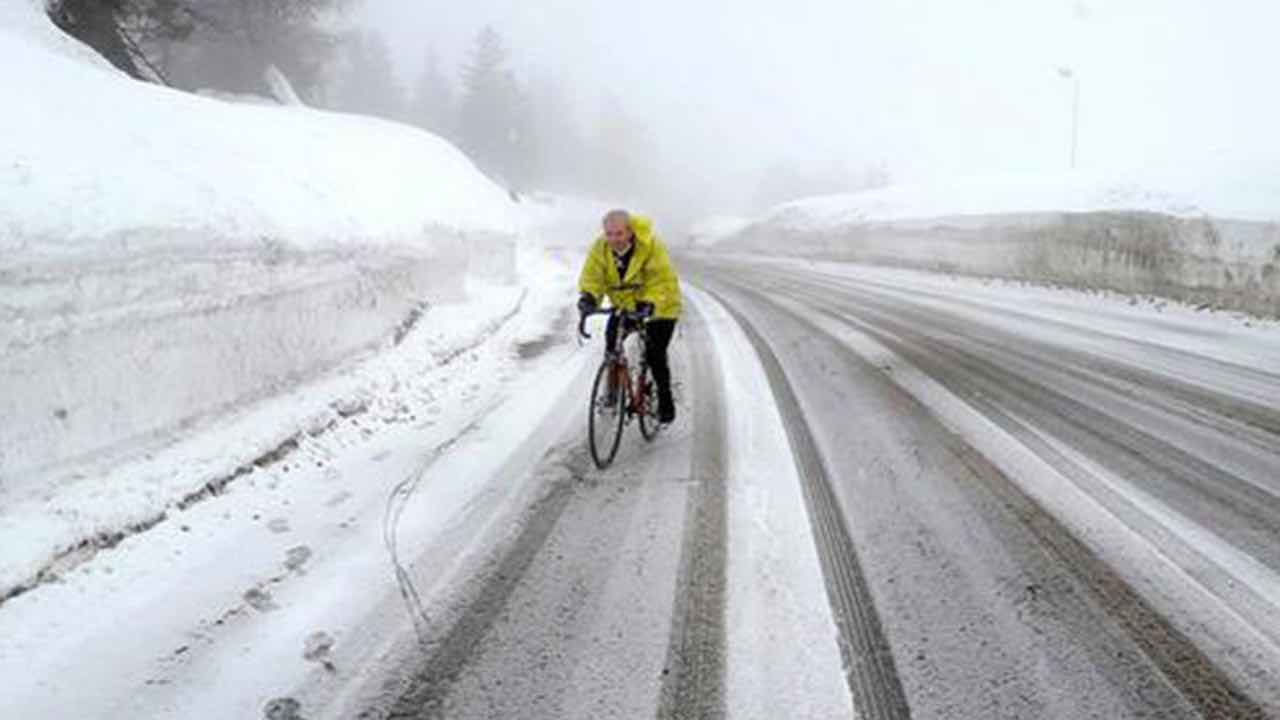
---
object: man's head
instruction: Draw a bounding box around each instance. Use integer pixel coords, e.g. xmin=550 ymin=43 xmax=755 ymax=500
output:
xmin=603 ymin=209 xmax=634 ymax=254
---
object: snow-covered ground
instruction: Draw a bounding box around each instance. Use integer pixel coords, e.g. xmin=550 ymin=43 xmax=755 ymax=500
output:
xmin=683 ymin=215 xmax=751 ymax=249
xmin=0 ymin=249 xmax=577 ymax=595
xmin=6 ymin=250 xmax=1280 ymax=716
xmin=0 ymin=1 xmax=604 ymax=601
xmin=769 ymin=258 xmax=1280 ymax=374
xmin=0 ymin=0 xmax=533 ymax=489
xmin=0 ymin=3 xmax=604 ymax=689
xmin=689 ymin=286 xmax=850 ymax=718
xmin=0 ymin=5 xmax=613 ymax=711
xmin=1 ymin=0 xmax=515 ymax=247
xmin=0 ymin=256 xmax=590 ymax=717
xmin=7 ymin=1 xmax=1280 ymax=715
xmin=518 ymin=192 xmax=611 ymax=249
xmin=692 ymin=256 xmax=1280 ymax=714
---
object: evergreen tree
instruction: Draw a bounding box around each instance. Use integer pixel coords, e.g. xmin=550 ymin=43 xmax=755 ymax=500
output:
xmin=588 ymin=92 xmax=654 ymax=202
xmin=332 ymin=29 xmax=404 ymax=121
xmin=48 ymin=0 xmax=145 ymax=79
xmin=456 ymin=27 xmax=532 ymax=188
xmin=50 ymin=0 xmax=347 ymax=97
xmin=528 ymin=73 xmax=586 ymax=192
xmin=411 ymin=48 xmax=454 ymax=138
xmin=184 ymin=0 xmax=346 ymax=100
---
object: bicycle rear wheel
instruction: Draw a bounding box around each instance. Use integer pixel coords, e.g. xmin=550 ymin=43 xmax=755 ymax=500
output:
xmin=588 ymin=359 xmax=626 ymax=468
xmin=636 ymin=363 xmax=662 ymax=441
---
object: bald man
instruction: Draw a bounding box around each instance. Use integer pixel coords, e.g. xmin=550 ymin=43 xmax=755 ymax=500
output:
xmin=577 ymin=209 xmax=683 ymax=423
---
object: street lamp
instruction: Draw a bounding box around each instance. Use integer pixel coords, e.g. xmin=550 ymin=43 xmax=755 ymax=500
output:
xmin=1057 ymin=66 xmax=1080 ymax=170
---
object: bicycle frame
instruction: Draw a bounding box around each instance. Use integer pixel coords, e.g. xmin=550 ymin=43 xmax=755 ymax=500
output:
xmin=609 ymin=327 xmax=650 ymax=417
xmin=582 ymin=308 xmax=651 ymax=423
xmin=581 ymin=305 xmax=663 ymax=468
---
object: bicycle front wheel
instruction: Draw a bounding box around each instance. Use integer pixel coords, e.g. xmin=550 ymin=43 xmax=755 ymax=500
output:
xmin=588 ymin=360 xmax=626 ymax=468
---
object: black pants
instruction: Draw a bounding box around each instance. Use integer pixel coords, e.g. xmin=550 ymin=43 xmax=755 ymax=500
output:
xmin=606 ymin=316 xmax=677 ymax=406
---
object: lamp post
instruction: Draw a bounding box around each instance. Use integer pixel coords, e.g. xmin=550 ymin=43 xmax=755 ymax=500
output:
xmin=1057 ymin=66 xmax=1080 ymax=170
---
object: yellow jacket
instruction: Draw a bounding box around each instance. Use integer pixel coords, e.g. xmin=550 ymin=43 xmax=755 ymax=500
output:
xmin=578 ymin=215 xmax=682 ymax=319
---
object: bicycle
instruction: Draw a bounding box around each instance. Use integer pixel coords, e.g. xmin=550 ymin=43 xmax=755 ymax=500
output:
xmin=578 ymin=306 xmax=663 ymax=469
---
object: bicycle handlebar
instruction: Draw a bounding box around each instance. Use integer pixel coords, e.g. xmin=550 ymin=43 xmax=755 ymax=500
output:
xmin=577 ymin=307 xmax=651 ymax=340
xmin=578 ymin=308 xmax=611 ymax=340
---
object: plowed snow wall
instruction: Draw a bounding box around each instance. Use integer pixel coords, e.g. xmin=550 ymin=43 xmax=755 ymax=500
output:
xmin=0 ymin=232 xmax=476 ymax=479
xmin=729 ymin=212 xmax=1280 ymax=316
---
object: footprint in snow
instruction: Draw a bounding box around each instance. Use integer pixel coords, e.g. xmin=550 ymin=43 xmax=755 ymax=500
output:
xmin=303 ymin=631 xmax=337 ymax=672
xmin=267 ymin=517 xmax=291 ymax=534
xmin=244 ymin=587 xmax=279 ymax=612
xmin=303 ymin=631 xmax=334 ymax=661
xmin=285 ymin=545 xmax=312 ymax=573
xmin=263 ymin=697 xmax=305 ymax=720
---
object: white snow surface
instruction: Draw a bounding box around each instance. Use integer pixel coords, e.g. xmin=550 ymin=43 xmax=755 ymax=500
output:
xmin=517 ymin=192 xmax=614 ymax=249
xmin=0 ymin=251 xmax=589 ymax=718
xmin=0 ymin=0 xmax=516 ymax=252
xmin=0 ymin=247 xmax=577 ymax=594
xmin=770 ymin=280 xmax=1280 ymax=701
xmin=689 ymin=287 xmax=850 ymax=718
xmin=0 ymin=0 xmax=536 ymax=479
xmin=685 ymin=215 xmax=751 ymax=248
xmin=0 ymin=1 xmax=609 ymax=596
xmin=758 ymin=170 xmax=1280 ymax=232
xmin=780 ymin=258 xmax=1280 ymax=377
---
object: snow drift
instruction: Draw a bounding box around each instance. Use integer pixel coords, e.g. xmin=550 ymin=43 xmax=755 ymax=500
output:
xmin=685 ymin=215 xmax=752 ymax=249
xmin=0 ymin=2 xmax=520 ymax=481
xmin=708 ymin=173 xmax=1280 ymax=317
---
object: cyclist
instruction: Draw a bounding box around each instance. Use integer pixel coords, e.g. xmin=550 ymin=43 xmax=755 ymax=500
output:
xmin=576 ymin=209 xmax=683 ymax=423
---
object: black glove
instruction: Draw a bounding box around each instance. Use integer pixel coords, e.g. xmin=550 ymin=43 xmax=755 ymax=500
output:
xmin=634 ymin=301 xmax=655 ymax=319
xmin=577 ymin=292 xmax=597 ymax=315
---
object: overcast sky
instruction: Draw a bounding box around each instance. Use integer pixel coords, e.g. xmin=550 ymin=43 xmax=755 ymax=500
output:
xmin=357 ymin=0 xmax=1280 ymax=216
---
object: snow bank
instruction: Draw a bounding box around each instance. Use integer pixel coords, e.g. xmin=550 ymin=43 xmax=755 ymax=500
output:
xmin=1 ymin=4 xmax=516 ymax=247
xmin=762 ymin=171 xmax=1280 ymax=229
xmin=708 ymin=172 xmax=1280 ymax=317
xmin=518 ymin=192 xmax=611 ymax=249
xmin=684 ymin=216 xmax=751 ymax=249
xmin=0 ymin=3 xmax=522 ymax=481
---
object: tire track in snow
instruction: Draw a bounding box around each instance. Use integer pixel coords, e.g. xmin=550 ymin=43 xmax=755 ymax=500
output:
xmin=382 ymin=421 xmax=483 ymax=646
xmin=380 ymin=456 xmax=580 ymax=719
xmin=725 ymin=264 xmax=1273 ymax=719
xmin=0 ymin=290 xmax=530 ymax=609
xmin=655 ymin=300 xmax=729 ymax=720
xmin=703 ymin=286 xmax=912 ymax=720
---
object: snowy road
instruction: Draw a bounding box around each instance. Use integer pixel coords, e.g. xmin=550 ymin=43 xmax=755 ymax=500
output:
xmin=4 ymin=256 xmax=1280 ymax=719
xmin=685 ymin=257 xmax=1280 ymax=719
xmin=359 ymin=256 xmax=1280 ymax=718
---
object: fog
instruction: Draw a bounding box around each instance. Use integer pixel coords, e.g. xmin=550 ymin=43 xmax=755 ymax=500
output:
xmin=358 ymin=0 xmax=1280 ymax=223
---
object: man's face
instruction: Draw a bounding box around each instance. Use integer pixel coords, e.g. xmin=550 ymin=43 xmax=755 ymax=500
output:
xmin=604 ymin=217 xmax=633 ymax=254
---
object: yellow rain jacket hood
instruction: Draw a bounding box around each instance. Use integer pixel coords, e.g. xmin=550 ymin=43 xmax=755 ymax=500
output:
xmin=578 ymin=214 xmax=682 ymax=319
